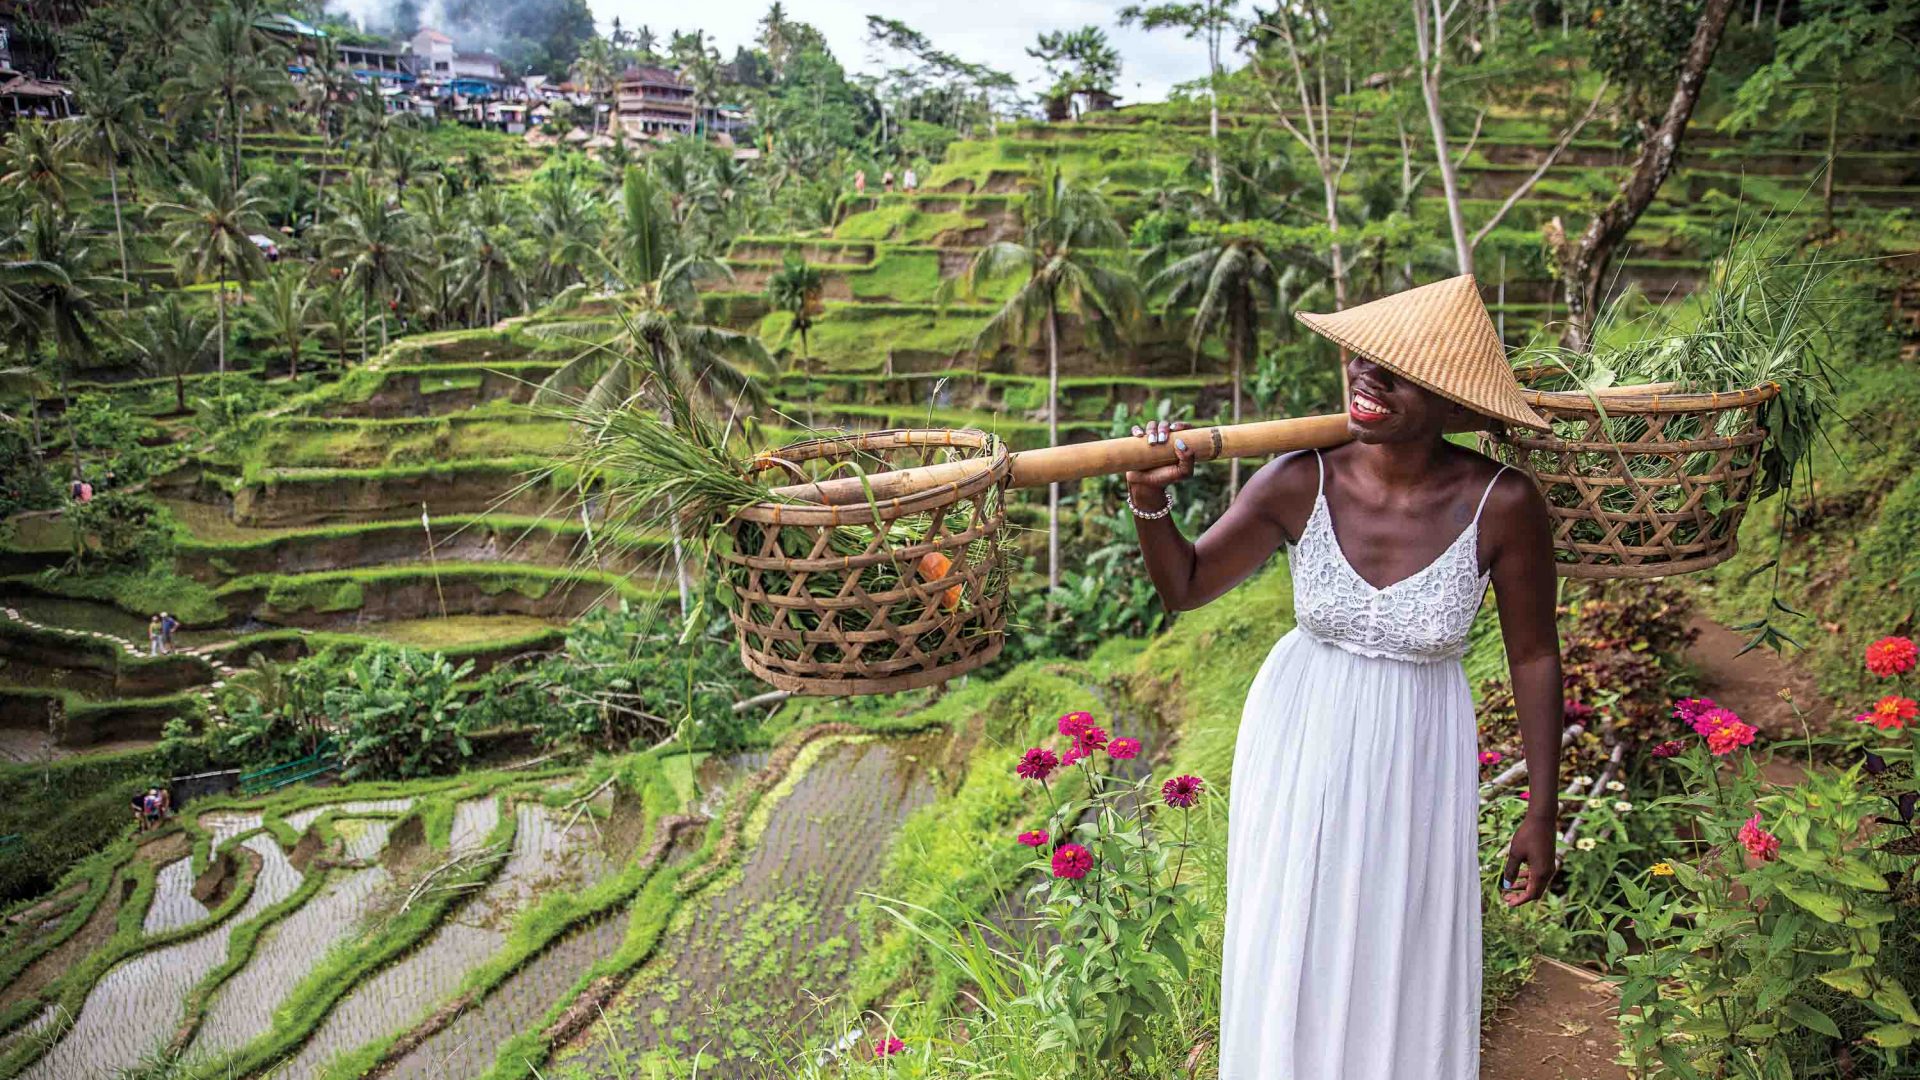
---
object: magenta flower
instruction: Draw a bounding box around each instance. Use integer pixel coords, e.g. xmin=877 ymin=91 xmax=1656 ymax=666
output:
xmin=1162 ymin=774 xmax=1204 ymax=809
xmin=1517 ymin=791 xmax=1531 ymax=800
xmin=1072 ymin=725 xmax=1110 ymax=757
xmin=1649 ymin=739 xmax=1688 ymax=758
xmin=1563 ymin=700 xmax=1597 ymax=724
xmin=1015 ymin=747 xmax=1059 ymax=782
xmin=1108 ymin=737 xmax=1142 ymax=760
xmin=1061 ymin=745 xmax=1088 ymax=767
xmin=1477 ymin=749 xmax=1503 ymax=766
xmin=1673 ymin=697 xmax=1720 ymax=729
xmin=1738 ymin=812 xmax=1780 ymax=862
xmin=1692 ymin=706 xmax=1744 ymax=738
xmin=1051 ymin=843 xmax=1093 ymax=879
xmin=872 ymin=1036 xmax=905 ymax=1057
xmin=1057 ymin=710 xmax=1095 ymax=737
xmin=1017 ymin=829 xmax=1049 ymax=847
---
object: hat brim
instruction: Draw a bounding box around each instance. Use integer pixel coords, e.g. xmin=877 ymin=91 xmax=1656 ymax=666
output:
xmin=1297 ymin=310 xmax=1552 ymax=432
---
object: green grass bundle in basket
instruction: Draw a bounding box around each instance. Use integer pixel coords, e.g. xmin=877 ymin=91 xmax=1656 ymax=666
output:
xmin=1490 ymin=229 xmax=1840 ymax=578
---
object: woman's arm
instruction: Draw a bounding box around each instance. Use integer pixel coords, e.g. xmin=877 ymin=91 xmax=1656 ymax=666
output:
xmin=1483 ymin=470 xmax=1565 ymax=907
xmin=1125 ymin=420 xmax=1308 ymax=612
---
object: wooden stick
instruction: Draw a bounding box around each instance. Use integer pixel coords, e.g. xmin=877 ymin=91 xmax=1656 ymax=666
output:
xmin=767 ymin=412 xmax=1355 ymax=507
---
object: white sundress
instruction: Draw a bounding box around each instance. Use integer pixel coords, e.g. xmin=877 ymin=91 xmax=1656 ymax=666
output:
xmin=1219 ymin=451 xmax=1507 ymax=1079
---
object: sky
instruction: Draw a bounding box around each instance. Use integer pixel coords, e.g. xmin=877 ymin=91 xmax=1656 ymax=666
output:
xmin=589 ymin=0 xmax=1217 ymax=106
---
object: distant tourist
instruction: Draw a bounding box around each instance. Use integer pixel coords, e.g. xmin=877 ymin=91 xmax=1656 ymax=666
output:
xmin=902 ymin=167 xmax=918 ymax=192
xmin=71 ymin=478 xmax=93 ymax=503
xmin=881 ymin=168 xmax=895 ymax=193
xmin=131 ymin=791 xmax=150 ymax=830
xmin=148 ymin=615 xmax=163 ymax=657
xmin=853 ymin=168 xmax=866 ymax=195
xmin=160 ymin=612 xmax=178 ymax=654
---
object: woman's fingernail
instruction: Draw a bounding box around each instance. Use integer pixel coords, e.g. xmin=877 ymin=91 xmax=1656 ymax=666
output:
xmin=1175 ymin=439 xmax=1187 ymax=451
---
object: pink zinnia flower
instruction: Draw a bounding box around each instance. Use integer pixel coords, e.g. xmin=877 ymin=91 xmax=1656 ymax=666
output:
xmin=1108 ymin=737 xmax=1142 ymax=760
xmin=1057 ymin=710 xmax=1096 ymax=737
xmin=1738 ymin=812 xmax=1780 ymax=862
xmin=1673 ymin=697 xmax=1719 ymax=728
xmin=1563 ymin=700 xmax=1597 ymax=724
xmin=1477 ymin=750 xmax=1503 ymax=766
xmin=1051 ymin=843 xmax=1093 ymax=879
xmin=1866 ymin=636 xmax=1918 ymax=678
xmin=1517 ymin=791 xmax=1530 ymax=800
xmin=1015 ymin=747 xmax=1059 ymax=782
xmin=1162 ymin=775 xmax=1204 ymax=809
xmin=1649 ymin=739 xmax=1688 ymax=758
xmin=1691 ymin=706 xmax=1743 ymax=738
xmin=872 ymin=1036 xmax=905 ymax=1057
xmin=1706 ymin=720 xmax=1758 ymax=756
xmin=1856 ymin=695 xmax=1919 ymax=731
xmin=1017 ymin=829 xmax=1049 ymax=847
xmin=1061 ymin=745 xmax=1088 ymax=767
xmin=1071 ymin=725 xmax=1110 ymax=758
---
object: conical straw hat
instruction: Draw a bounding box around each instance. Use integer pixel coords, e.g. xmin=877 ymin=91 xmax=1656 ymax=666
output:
xmin=1295 ymin=274 xmax=1549 ymax=431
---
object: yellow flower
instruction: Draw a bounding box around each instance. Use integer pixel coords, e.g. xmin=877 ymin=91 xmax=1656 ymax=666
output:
xmin=1649 ymin=862 xmax=1674 ymax=877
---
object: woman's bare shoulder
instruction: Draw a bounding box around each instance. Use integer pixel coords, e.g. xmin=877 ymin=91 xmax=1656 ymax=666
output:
xmin=1239 ymin=450 xmax=1323 ymax=536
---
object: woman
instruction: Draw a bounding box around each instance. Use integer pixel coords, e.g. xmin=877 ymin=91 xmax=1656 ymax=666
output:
xmin=1126 ymin=275 xmax=1565 ymax=1079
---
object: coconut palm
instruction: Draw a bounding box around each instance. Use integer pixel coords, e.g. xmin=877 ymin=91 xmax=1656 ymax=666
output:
xmin=570 ymin=36 xmax=616 ymax=135
xmin=63 ymin=51 xmax=150 ymax=307
xmin=0 ymin=120 xmax=89 ymax=209
xmin=319 ymin=173 xmax=422 ymax=358
xmin=135 ymin=295 xmax=216 ymax=413
xmin=312 ymin=275 xmax=363 ymax=371
xmin=247 ymin=266 xmax=320 ymax=380
xmin=1145 ymin=223 xmax=1318 ymax=498
xmin=449 ymin=187 xmax=526 ymax=328
xmin=162 ymin=1 xmax=289 ymax=188
xmin=764 ymin=252 xmax=822 ymax=364
xmin=301 ymin=37 xmax=354 ymax=226
xmin=151 ymin=150 xmax=270 ymax=376
xmin=17 ymin=207 xmax=120 ymax=476
xmin=527 ymin=170 xmax=603 ymax=296
xmin=956 ymin=164 xmax=1140 ymax=589
xmin=537 ymin=168 xmax=771 ymax=412
xmin=405 ymin=177 xmax=461 ymax=330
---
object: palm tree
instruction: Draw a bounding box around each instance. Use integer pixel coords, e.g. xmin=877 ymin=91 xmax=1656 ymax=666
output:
xmin=405 ymin=177 xmax=459 ymax=330
xmin=248 ymin=266 xmax=319 ymax=380
xmin=539 ymin=168 xmax=772 ymax=613
xmin=1145 ymin=224 xmax=1310 ymax=499
xmin=764 ymin=252 xmax=822 ymax=364
xmin=18 ymin=207 xmax=119 ymax=476
xmin=449 ymin=188 xmax=526 ymax=328
xmin=385 ymin=136 xmax=430 ymax=198
xmin=1 ymin=120 xmax=89 ymax=209
xmin=63 ymin=51 xmax=149 ymax=307
xmin=956 ymin=164 xmax=1140 ymax=589
xmin=152 ymin=151 xmax=269 ymax=376
xmin=312 ymin=275 xmax=363 ymax=371
xmin=528 ymin=170 xmax=602 ymax=296
xmin=301 ymin=35 xmax=354 ymax=224
xmin=162 ymin=1 xmax=289 ymax=189
xmin=319 ymin=173 xmax=421 ymax=358
xmin=136 ymin=295 xmax=216 ymax=413
xmin=570 ymin=37 xmax=616 ymax=135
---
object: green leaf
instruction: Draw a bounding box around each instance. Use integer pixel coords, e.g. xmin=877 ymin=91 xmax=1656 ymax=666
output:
xmin=1874 ymin=981 xmax=1920 ymax=1025
xmin=1781 ymin=1001 xmax=1842 ymax=1038
xmin=1817 ymin=967 xmax=1873 ymax=997
xmin=1151 ymin=933 xmax=1189 ymax=980
xmin=1780 ymin=885 xmax=1847 ymax=923
xmin=1864 ymin=1023 xmax=1917 ymax=1049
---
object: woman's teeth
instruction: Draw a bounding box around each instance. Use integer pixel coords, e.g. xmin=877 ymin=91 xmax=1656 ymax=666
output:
xmin=1351 ymin=390 xmax=1391 ymax=420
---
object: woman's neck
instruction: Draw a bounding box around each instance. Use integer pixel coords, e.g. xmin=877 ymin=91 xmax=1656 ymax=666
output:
xmin=1351 ymin=435 xmax=1450 ymax=491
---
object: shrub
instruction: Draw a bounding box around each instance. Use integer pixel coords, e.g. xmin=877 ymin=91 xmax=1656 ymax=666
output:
xmin=327 ymin=646 xmax=476 ymax=780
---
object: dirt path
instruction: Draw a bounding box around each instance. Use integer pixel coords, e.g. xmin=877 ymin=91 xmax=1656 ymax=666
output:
xmin=1684 ymin=614 xmax=1826 ymax=786
xmin=1481 ymin=957 xmax=1627 ymax=1079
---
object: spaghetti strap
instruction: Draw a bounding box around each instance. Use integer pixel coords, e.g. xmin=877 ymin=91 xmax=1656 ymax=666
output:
xmin=1471 ymin=465 xmax=1512 ymax=525
xmin=1311 ymin=449 xmax=1325 ymax=500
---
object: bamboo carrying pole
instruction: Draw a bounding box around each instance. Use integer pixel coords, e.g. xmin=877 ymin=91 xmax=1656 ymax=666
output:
xmin=766 ymin=413 xmax=1357 ymax=508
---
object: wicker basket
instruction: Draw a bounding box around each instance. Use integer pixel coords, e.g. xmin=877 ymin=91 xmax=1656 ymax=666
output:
xmin=717 ymin=429 xmax=1012 ymax=696
xmin=1484 ymin=384 xmax=1780 ymax=578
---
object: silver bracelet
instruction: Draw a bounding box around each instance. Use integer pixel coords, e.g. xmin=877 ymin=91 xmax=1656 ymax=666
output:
xmin=1128 ymin=488 xmax=1173 ymax=520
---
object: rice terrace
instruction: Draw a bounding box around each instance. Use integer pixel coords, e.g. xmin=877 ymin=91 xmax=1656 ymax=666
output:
xmin=1 ymin=0 xmax=1919 ymax=1077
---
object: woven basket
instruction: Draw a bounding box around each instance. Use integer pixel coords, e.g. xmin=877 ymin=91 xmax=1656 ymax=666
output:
xmin=1484 ymin=384 xmax=1780 ymax=578
xmin=717 ymin=429 xmax=1012 ymax=696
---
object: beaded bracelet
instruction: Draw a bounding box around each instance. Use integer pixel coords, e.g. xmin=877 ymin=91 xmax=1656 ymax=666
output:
xmin=1128 ymin=488 xmax=1173 ymax=520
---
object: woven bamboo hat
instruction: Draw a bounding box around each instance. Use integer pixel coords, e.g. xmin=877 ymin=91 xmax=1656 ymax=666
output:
xmin=1295 ymin=274 xmax=1550 ymax=431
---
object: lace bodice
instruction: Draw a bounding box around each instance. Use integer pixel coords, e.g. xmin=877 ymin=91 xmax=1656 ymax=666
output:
xmin=1288 ymin=452 xmax=1507 ymax=664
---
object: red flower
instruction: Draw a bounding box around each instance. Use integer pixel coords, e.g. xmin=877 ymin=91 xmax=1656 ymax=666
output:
xmin=1015 ymin=747 xmax=1059 ymax=782
xmin=1856 ymin=695 xmax=1919 ymax=731
xmin=1563 ymin=700 xmax=1597 ymax=724
xmin=1477 ymin=749 xmax=1503 ymax=766
xmin=1017 ymin=829 xmax=1049 ymax=847
xmin=1108 ymin=737 xmax=1142 ymax=760
xmin=872 ymin=1036 xmax=905 ymax=1057
xmin=1061 ymin=745 xmax=1088 ymax=767
xmin=1071 ymin=725 xmax=1110 ymax=758
xmin=1866 ymin=636 xmax=1918 ymax=678
xmin=1649 ymin=739 xmax=1688 ymax=758
xmin=1057 ymin=710 xmax=1096 ymax=737
xmin=1691 ymin=706 xmax=1743 ymax=738
xmin=1706 ymin=720 xmax=1758 ymax=757
xmin=1162 ymin=775 xmax=1204 ymax=809
xmin=1738 ymin=812 xmax=1780 ymax=862
xmin=1051 ymin=843 xmax=1093 ymax=879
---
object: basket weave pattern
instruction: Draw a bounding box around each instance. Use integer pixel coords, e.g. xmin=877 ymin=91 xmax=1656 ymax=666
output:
xmin=1484 ymin=385 xmax=1779 ymax=579
xmin=719 ymin=429 xmax=1011 ymax=695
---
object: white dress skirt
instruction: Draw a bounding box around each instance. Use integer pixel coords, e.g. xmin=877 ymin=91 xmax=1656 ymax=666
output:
xmin=1217 ymin=453 xmax=1507 ymax=1079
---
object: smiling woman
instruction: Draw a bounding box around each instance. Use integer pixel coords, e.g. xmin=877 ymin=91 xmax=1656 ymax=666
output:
xmin=1124 ymin=276 xmax=1565 ymax=1080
